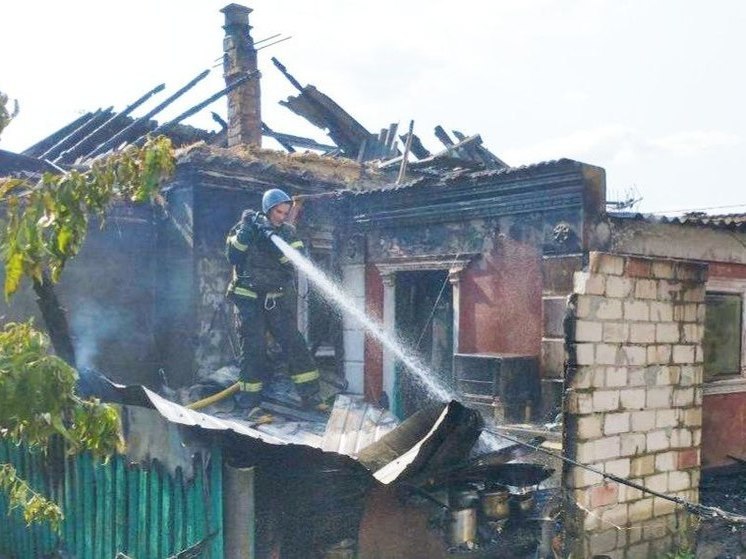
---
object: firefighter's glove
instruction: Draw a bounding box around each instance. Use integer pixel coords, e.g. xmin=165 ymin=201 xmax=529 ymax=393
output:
xmin=253 ymin=213 xmax=275 ymax=239
xmin=235 ymin=210 xmax=256 ymax=244
xmin=241 ymin=209 xmax=255 ymax=224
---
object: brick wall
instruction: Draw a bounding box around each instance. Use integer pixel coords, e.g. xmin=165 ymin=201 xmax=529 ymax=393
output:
xmin=563 ymin=252 xmax=706 ymax=558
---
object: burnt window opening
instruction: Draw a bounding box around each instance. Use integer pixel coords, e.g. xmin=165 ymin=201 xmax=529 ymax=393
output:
xmin=703 ymin=291 xmax=743 ymax=380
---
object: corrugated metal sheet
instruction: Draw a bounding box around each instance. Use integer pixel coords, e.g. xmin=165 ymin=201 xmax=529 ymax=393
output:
xmin=114 ymin=382 xmax=398 ymax=453
xmin=609 ymin=211 xmax=746 ymax=232
xmin=0 ymin=439 xmax=224 ymax=559
xmin=321 ymin=394 xmax=398 ymax=457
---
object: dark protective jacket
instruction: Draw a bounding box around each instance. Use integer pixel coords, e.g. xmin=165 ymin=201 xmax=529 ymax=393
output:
xmin=225 ymin=211 xmax=305 ymax=298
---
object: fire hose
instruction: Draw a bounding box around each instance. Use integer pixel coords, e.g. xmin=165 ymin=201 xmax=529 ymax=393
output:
xmin=186 ymin=382 xmax=240 ymax=410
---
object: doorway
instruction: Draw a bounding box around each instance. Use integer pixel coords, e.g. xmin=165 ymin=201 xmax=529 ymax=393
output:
xmin=394 ymin=270 xmax=454 ymax=418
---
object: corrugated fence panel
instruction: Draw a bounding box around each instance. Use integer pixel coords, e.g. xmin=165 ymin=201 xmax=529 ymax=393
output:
xmin=0 ymin=438 xmax=224 ymax=558
xmin=0 ymin=441 xmax=59 ymax=558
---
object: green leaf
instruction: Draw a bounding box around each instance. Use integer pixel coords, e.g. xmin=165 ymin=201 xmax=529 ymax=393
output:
xmin=56 ymin=225 xmax=72 ymax=255
xmin=4 ymin=251 xmax=24 ymax=298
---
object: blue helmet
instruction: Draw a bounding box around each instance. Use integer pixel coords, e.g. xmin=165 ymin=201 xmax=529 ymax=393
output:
xmin=262 ymin=188 xmax=292 ymax=214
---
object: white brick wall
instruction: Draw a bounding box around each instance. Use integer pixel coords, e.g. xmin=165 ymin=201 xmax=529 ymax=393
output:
xmin=564 ymin=253 xmax=705 ymax=557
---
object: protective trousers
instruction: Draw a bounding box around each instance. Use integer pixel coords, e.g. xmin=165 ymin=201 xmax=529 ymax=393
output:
xmin=235 ymin=291 xmax=320 ymax=407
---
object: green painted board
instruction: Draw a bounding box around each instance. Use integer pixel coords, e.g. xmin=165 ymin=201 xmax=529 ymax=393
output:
xmin=127 ymin=465 xmax=140 ymax=554
xmin=194 ymin=463 xmax=206 ymax=542
xmin=63 ymin=453 xmax=75 ymax=553
xmin=149 ymin=463 xmax=162 ymax=559
xmin=162 ymin=467 xmax=173 ymax=556
xmin=137 ymin=466 xmax=149 ymax=559
xmin=115 ymin=457 xmax=126 ymax=554
xmin=82 ymin=454 xmax=94 ymax=559
xmin=94 ymin=461 xmax=104 ymax=559
xmin=103 ymin=460 xmax=114 ymax=557
xmin=174 ymin=467 xmax=185 ymax=551
xmin=74 ymin=453 xmax=85 ymax=559
xmin=209 ymin=447 xmax=224 ymax=559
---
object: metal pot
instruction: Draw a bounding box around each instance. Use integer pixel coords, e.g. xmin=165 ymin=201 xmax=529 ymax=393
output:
xmin=448 ymin=507 xmax=478 ymax=546
xmin=480 ymin=486 xmax=510 ymax=520
xmin=448 ymin=483 xmax=480 ymax=509
xmin=512 ymin=491 xmax=535 ymax=515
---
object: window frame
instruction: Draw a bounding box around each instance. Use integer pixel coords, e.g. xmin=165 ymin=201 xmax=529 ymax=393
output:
xmin=703 ymin=277 xmax=746 ymax=395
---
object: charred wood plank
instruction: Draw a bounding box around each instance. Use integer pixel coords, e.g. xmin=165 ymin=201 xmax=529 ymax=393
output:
xmin=377 ymin=154 xmax=403 ymax=169
xmin=451 ymin=129 xmax=483 ymax=161
xmin=261 ymin=122 xmax=295 ymax=152
xmin=261 ymin=124 xmax=337 ymax=152
xmin=86 ymin=70 xmax=211 ymax=160
xmin=396 ymin=120 xmax=415 ymax=184
xmin=272 ymin=57 xmax=388 ymax=160
xmin=132 ymin=71 xmax=258 ymax=146
xmin=385 ymin=122 xmax=399 ymax=156
xmin=38 ymin=109 xmax=106 ymax=161
xmin=398 ymin=132 xmax=430 ymax=159
xmin=422 ymin=133 xmax=481 ymax=161
xmin=434 ymin=125 xmax=455 ymax=148
xmin=452 ymin=129 xmax=509 ymax=169
xmin=211 ymin=111 xmax=228 ymax=131
xmin=280 ymin=86 xmax=387 ymax=159
xmin=271 ymin=56 xmax=305 ymax=92
xmin=57 ymin=83 xmax=166 ymax=163
xmin=33 ymin=273 xmax=76 ymax=367
xmin=41 ymin=108 xmax=113 ymax=161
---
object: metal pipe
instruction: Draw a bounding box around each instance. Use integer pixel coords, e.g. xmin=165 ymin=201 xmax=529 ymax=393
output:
xmin=55 ymin=83 xmax=166 ymax=163
xmin=254 ymin=33 xmax=281 ymax=46
xmin=85 ymin=69 xmax=211 ymax=159
xmin=256 ymin=36 xmax=292 ymax=51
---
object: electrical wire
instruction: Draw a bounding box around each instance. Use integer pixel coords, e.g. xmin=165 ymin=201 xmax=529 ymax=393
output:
xmin=648 ymin=203 xmax=746 ymax=215
xmin=414 ymin=253 xmax=461 ymax=351
xmin=485 ymin=427 xmax=746 ymax=526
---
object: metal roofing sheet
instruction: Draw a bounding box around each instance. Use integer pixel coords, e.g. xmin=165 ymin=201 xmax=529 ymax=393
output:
xmin=609 ymin=211 xmax=746 ymax=232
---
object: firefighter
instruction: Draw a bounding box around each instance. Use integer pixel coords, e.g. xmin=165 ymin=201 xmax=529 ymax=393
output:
xmin=225 ymin=188 xmax=325 ymax=413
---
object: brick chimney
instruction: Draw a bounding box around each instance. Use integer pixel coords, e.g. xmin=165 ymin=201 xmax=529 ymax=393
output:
xmin=221 ymin=3 xmax=261 ymax=147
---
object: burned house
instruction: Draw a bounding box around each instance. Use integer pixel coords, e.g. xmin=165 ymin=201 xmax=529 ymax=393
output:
xmin=2 ymin=2 xmax=746 ymax=558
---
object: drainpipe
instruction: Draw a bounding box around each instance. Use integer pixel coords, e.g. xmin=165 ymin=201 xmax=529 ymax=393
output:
xmin=223 ymin=465 xmax=256 ymax=558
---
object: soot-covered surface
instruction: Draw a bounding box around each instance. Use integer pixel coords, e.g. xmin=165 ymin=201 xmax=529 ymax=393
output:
xmin=696 ymin=466 xmax=746 ymax=559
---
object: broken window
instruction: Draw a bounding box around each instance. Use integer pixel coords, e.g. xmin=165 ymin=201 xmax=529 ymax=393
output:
xmin=703 ymin=291 xmax=743 ymax=379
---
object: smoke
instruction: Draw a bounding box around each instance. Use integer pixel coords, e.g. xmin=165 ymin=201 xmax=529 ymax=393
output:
xmin=69 ymin=301 xmax=134 ymax=370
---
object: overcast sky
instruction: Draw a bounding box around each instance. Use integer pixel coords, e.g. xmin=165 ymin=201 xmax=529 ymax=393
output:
xmin=2 ymin=0 xmax=745 ymax=214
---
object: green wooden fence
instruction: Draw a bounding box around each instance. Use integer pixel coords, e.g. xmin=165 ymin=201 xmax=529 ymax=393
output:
xmin=0 ymin=439 xmax=224 ymax=559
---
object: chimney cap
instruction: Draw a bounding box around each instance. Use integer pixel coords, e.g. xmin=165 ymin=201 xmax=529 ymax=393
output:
xmin=221 ymin=3 xmax=253 ymax=24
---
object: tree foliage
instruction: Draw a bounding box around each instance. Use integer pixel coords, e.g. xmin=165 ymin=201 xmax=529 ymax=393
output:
xmin=0 ymin=320 xmax=123 ymax=527
xmin=0 ymin=135 xmax=174 ymax=298
xmin=0 ymin=94 xmax=176 ymax=527
xmin=0 ymin=91 xmax=19 ymax=138
xmin=0 ymin=462 xmax=63 ymax=529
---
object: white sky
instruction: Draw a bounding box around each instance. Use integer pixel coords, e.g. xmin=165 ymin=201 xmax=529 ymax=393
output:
xmin=2 ymin=0 xmax=745 ymax=214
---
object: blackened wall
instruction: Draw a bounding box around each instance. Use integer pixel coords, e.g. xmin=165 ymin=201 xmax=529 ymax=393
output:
xmin=156 ymin=178 xmax=197 ymax=387
xmin=0 ymin=203 xmax=160 ymax=387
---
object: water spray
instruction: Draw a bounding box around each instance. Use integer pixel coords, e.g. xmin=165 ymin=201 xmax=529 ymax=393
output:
xmin=269 ymin=234 xmax=453 ymax=403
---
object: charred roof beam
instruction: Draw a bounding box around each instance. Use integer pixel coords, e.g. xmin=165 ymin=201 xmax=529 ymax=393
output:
xmin=55 ymin=83 xmax=166 ymax=164
xmin=261 ymin=122 xmax=337 ymax=153
xmin=84 ymin=69 xmax=211 ymax=160
xmin=272 ymin=56 xmax=389 ymax=160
